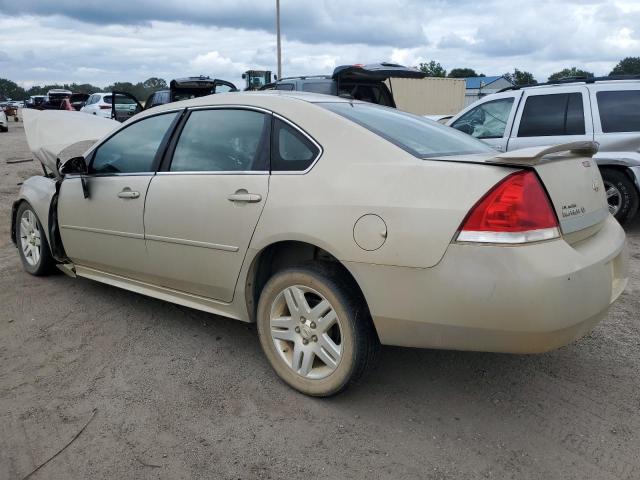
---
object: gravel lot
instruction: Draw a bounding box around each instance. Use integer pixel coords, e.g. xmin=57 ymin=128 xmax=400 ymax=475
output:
xmin=1 ymin=114 xmax=639 ymax=480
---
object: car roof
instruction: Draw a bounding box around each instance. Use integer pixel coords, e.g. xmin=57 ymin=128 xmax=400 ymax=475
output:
xmin=131 ymin=91 xmax=354 ymax=120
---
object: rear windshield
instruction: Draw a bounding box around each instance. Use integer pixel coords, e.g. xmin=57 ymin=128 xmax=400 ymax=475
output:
xmin=320 ymin=102 xmax=494 ymax=158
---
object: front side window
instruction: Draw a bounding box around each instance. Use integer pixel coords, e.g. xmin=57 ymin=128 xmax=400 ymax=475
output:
xmin=91 ymin=112 xmax=178 ymax=174
xmin=597 ymin=90 xmax=640 ymax=133
xmin=320 ymin=102 xmax=494 ymax=158
xmin=170 ymin=109 xmax=268 ymax=172
xmin=271 ymin=118 xmax=320 ymax=171
xmin=518 ymin=93 xmax=585 ymax=137
xmin=451 ymin=97 xmax=514 ymax=139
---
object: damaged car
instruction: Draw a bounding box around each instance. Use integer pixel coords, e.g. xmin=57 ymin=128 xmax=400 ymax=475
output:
xmin=12 ymin=93 xmax=628 ymax=396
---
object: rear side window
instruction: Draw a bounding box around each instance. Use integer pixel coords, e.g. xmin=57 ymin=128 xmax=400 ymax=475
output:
xmin=518 ymin=93 xmax=585 ymax=137
xmin=301 ymin=82 xmax=337 ymax=95
xmin=91 ymin=112 xmax=178 ymax=174
xmin=321 ymin=102 xmax=494 ymax=158
xmin=271 ymin=118 xmax=320 ymax=171
xmin=597 ymin=90 xmax=640 ymax=133
xmin=451 ymin=97 xmax=514 ymax=139
xmin=170 ymin=109 xmax=268 ymax=172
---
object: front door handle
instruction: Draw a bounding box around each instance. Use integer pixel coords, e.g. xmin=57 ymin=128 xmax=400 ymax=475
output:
xmin=118 ymin=188 xmax=140 ymax=199
xmin=228 ymin=190 xmax=262 ymax=203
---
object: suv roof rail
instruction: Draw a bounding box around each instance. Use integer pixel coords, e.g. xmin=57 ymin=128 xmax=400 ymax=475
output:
xmin=276 ymin=75 xmax=332 ymax=81
xmin=497 ymin=74 xmax=640 ymax=92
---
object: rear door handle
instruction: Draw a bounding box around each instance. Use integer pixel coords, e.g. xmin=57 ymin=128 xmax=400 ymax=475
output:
xmin=118 ymin=189 xmax=140 ymax=199
xmin=228 ymin=191 xmax=262 ymax=203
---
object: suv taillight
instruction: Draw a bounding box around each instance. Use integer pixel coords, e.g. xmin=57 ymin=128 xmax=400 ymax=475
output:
xmin=456 ymin=170 xmax=560 ymax=244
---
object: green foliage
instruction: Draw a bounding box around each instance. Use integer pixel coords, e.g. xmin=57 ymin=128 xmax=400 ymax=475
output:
xmin=418 ymin=60 xmax=446 ymax=77
xmin=0 ymin=78 xmax=27 ymax=100
xmin=448 ymin=68 xmax=483 ymax=78
xmin=547 ymin=67 xmax=594 ymax=82
xmin=610 ymin=57 xmax=640 ymax=76
xmin=503 ymin=69 xmax=537 ymax=86
xmin=1 ymin=77 xmax=168 ymax=101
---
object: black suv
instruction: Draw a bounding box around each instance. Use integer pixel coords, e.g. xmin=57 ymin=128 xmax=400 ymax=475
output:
xmin=145 ymin=76 xmax=238 ymax=109
xmin=265 ymin=63 xmax=426 ymax=107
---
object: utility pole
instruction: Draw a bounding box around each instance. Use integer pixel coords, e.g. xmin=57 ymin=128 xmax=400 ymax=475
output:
xmin=276 ymin=0 xmax=282 ymax=79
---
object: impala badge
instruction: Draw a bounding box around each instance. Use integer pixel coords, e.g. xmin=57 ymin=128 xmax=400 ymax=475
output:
xmin=593 ymin=181 xmax=600 ymax=192
xmin=582 ymin=160 xmax=591 ymax=167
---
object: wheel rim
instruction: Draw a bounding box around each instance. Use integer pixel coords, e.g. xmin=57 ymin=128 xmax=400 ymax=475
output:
xmin=269 ymin=285 xmax=343 ymax=380
xmin=19 ymin=210 xmax=41 ymax=267
xmin=604 ymin=180 xmax=622 ymax=216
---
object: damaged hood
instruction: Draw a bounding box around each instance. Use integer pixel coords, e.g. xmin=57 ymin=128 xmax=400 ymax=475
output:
xmin=23 ymin=109 xmax=119 ymax=175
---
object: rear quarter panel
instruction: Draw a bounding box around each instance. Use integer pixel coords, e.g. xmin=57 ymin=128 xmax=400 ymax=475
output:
xmin=250 ymin=103 xmax=513 ymax=268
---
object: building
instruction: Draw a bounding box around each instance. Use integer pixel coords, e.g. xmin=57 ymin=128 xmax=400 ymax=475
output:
xmin=385 ymin=77 xmax=466 ymax=115
xmin=463 ymin=76 xmax=513 ymax=106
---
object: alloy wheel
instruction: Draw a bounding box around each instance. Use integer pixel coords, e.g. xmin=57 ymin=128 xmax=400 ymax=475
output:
xmin=19 ymin=210 xmax=42 ymax=267
xmin=604 ymin=180 xmax=622 ymax=216
xmin=269 ymin=285 xmax=343 ymax=380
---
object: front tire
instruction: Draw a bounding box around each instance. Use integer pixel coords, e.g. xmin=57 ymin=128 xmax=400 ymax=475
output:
xmin=16 ymin=202 xmax=55 ymax=275
xmin=256 ymin=263 xmax=378 ymax=397
xmin=601 ymin=168 xmax=639 ymax=225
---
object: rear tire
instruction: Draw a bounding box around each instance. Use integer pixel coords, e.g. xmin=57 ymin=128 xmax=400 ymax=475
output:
xmin=15 ymin=202 xmax=55 ymax=276
xmin=256 ymin=263 xmax=378 ymax=397
xmin=601 ymin=168 xmax=639 ymax=225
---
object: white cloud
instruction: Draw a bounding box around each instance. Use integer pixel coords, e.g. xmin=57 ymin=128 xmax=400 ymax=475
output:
xmin=0 ymin=0 xmax=638 ymax=89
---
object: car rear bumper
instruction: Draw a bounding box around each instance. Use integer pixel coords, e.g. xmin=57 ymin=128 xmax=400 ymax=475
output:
xmin=346 ymin=215 xmax=628 ymax=353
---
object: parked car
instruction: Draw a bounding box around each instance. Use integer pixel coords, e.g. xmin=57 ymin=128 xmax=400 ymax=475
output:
xmin=144 ymin=76 xmax=238 ymax=109
xmin=448 ymin=76 xmax=640 ymax=223
xmin=0 ymin=109 xmax=7 ymax=132
xmin=25 ymin=95 xmax=47 ymax=109
xmin=264 ymin=62 xmax=427 ymax=108
xmin=81 ymin=92 xmax=143 ymax=121
xmin=13 ymin=93 xmax=628 ymax=396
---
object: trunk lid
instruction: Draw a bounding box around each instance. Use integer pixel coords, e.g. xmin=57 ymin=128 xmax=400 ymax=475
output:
xmin=438 ymin=142 xmax=609 ymax=238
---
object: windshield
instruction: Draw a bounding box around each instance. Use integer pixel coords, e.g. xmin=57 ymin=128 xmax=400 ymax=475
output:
xmin=320 ymin=102 xmax=495 ymax=158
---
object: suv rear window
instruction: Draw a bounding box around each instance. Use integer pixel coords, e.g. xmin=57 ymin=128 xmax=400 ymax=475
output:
xmin=518 ymin=93 xmax=585 ymax=137
xmin=597 ymin=90 xmax=640 ymax=133
xmin=320 ymin=102 xmax=494 ymax=158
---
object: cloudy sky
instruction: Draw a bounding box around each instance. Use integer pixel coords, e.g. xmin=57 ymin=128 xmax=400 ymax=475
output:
xmin=0 ymin=0 xmax=638 ymax=89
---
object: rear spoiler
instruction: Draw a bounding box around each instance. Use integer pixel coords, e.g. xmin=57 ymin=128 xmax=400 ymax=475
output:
xmin=491 ymin=141 xmax=599 ymax=165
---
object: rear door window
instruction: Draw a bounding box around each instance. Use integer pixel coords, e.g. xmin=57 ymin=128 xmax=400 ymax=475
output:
xmin=451 ymin=97 xmax=514 ymax=139
xmin=275 ymin=83 xmax=295 ymax=91
xmin=518 ymin=93 xmax=585 ymax=137
xmin=170 ymin=109 xmax=269 ymax=172
xmin=597 ymin=90 xmax=640 ymax=133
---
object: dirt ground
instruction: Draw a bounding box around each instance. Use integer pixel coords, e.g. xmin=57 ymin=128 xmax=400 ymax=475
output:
xmin=0 ymin=114 xmax=639 ymax=480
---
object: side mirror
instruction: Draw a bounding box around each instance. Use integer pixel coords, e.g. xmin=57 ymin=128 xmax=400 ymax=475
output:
xmin=59 ymin=156 xmax=88 ymax=176
xmin=242 ymin=73 xmax=247 ymax=79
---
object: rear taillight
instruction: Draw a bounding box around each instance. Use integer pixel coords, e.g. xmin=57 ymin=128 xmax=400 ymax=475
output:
xmin=457 ymin=170 xmax=560 ymax=244
xmin=99 ymin=105 xmax=111 ymax=109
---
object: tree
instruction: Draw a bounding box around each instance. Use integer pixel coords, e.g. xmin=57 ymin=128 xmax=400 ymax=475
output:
xmin=548 ymin=67 xmax=594 ymax=82
xmin=610 ymin=57 xmax=640 ymax=76
xmin=503 ymin=69 xmax=537 ymax=86
xmin=142 ymin=77 xmax=168 ymax=90
xmin=418 ymin=60 xmax=446 ymax=77
xmin=0 ymin=78 xmax=27 ymax=100
xmin=448 ymin=68 xmax=483 ymax=78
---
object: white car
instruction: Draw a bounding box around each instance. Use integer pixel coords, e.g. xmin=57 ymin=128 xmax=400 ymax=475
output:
xmin=80 ymin=92 xmax=141 ymax=121
xmin=0 ymin=109 xmax=8 ymax=132
xmin=448 ymin=77 xmax=640 ymax=224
